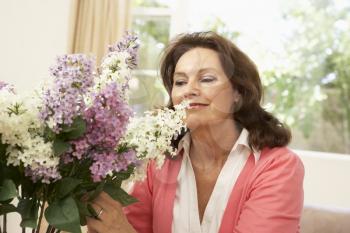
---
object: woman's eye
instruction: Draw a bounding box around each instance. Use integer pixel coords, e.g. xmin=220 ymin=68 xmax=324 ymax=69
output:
xmin=174 ymin=80 xmax=186 ymax=86
xmin=201 ymin=76 xmax=216 ymax=82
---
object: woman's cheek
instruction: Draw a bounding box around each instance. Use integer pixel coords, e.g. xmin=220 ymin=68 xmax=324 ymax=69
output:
xmin=170 ymin=91 xmax=181 ymax=105
xmin=183 ymin=111 xmax=196 ymax=128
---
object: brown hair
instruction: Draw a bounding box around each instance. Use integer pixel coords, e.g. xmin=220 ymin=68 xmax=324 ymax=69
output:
xmin=160 ymin=31 xmax=291 ymax=150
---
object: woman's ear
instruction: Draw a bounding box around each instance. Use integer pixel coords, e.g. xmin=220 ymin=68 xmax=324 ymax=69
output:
xmin=233 ymin=91 xmax=242 ymax=112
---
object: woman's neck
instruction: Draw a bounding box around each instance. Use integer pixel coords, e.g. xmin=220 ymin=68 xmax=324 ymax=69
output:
xmin=189 ymin=118 xmax=241 ymax=170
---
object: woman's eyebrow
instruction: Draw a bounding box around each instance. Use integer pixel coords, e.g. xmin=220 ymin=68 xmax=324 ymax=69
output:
xmin=198 ymin=68 xmax=218 ymax=74
xmin=173 ymin=72 xmax=188 ymax=78
xmin=174 ymin=68 xmax=218 ymax=77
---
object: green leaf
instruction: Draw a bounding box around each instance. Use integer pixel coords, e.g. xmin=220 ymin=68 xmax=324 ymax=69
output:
xmin=53 ymin=138 xmax=71 ymax=156
xmin=43 ymin=126 xmax=55 ymax=141
xmin=79 ymin=182 xmax=98 ymax=192
xmin=56 ymin=178 xmax=82 ymax=199
xmin=0 ymin=203 xmax=17 ymax=215
xmin=87 ymin=203 xmax=98 ymax=218
xmin=45 ymin=196 xmax=82 ymax=233
xmin=61 ymin=116 xmax=86 ymax=140
xmin=75 ymin=199 xmax=90 ymax=226
xmin=0 ymin=198 xmax=12 ymax=205
xmin=21 ymin=219 xmax=37 ymax=229
xmin=0 ymin=140 xmax=7 ymax=157
xmin=114 ymin=165 xmax=134 ymax=181
xmin=17 ymin=198 xmax=39 ymax=228
xmin=0 ymin=164 xmax=21 ymax=185
xmin=115 ymin=143 xmax=129 ymax=153
xmin=87 ymin=182 xmax=104 ymax=201
xmin=103 ymin=183 xmax=138 ymax=207
xmin=21 ymin=178 xmax=38 ymax=197
xmin=0 ymin=179 xmax=18 ymax=201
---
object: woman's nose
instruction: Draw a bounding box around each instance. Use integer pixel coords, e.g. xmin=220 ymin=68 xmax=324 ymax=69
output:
xmin=183 ymin=80 xmax=200 ymax=98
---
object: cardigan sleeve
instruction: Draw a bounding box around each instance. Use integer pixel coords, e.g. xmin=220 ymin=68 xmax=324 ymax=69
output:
xmin=235 ymin=149 xmax=305 ymax=233
xmin=123 ymin=162 xmax=154 ymax=233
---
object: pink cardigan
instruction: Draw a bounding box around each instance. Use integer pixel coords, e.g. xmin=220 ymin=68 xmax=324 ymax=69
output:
xmin=124 ymin=147 xmax=304 ymax=233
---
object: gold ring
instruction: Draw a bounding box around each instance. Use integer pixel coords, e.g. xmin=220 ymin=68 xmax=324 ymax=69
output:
xmin=96 ymin=207 xmax=104 ymax=218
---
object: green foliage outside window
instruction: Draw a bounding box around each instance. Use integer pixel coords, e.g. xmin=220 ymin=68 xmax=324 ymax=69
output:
xmin=262 ymin=0 xmax=350 ymax=152
xmin=130 ymin=0 xmax=170 ymax=111
xmin=132 ymin=17 xmax=170 ymax=70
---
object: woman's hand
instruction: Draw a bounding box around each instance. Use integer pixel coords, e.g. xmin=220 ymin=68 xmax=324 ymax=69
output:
xmin=86 ymin=192 xmax=136 ymax=233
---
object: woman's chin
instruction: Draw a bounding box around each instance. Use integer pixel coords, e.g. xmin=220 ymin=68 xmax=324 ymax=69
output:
xmin=185 ymin=116 xmax=232 ymax=130
xmin=185 ymin=118 xmax=207 ymax=130
xmin=185 ymin=120 xmax=200 ymax=130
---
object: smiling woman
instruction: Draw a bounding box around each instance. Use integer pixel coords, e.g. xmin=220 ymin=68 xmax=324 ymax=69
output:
xmin=87 ymin=31 xmax=305 ymax=233
xmin=161 ymin=32 xmax=293 ymax=151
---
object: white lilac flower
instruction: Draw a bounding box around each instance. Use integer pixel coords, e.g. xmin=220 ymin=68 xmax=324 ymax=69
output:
xmin=6 ymin=136 xmax=58 ymax=169
xmin=0 ymin=87 xmax=59 ymax=183
xmin=97 ymin=51 xmax=132 ymax=98
xmin=95 ymin=33 xmax=139 ymax=101
xmin=121 ymin=100 xmax=188 ymax=181
xmin=108 ymin=32 xmax=139 ymax=70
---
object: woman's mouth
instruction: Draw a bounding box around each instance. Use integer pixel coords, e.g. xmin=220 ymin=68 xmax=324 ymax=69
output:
xmin=188 ymin=103 xmax=209 ymax=109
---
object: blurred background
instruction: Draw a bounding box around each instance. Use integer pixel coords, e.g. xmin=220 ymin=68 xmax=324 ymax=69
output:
xmin=0 ymin=0 xmax=349 ymax=221
xmin=1 ymin=0 xmax=350 ymax=154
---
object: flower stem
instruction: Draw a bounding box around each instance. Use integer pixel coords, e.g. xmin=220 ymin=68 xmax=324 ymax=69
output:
xmin=3 ymin=214 xmax=6 ymax=233
xmin=45 ymin=225 xmax=53 ymax=233
xmin=36 ymin=186 xmax=48 ymax=233
xmin=35 ymin=201 xmax=45 ymax=233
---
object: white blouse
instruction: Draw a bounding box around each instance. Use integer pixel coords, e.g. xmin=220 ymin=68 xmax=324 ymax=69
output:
xmin=171 ymin=129 xmax=260 ymax=233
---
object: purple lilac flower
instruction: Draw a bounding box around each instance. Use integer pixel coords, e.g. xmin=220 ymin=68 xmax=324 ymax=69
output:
xmin=70 ymin=138 xmax=90 ymax=160
xmin=0 ymin=81 xmax=15 ymax=93
xmin=83 ymin=82 xmax=133 ymax=149
xmin=62 ymin=152 xmax=74 ymax=164
xmin=108 ymin=32 xmax=139 ymax=69
xmin=89 ymin=149 xmax=137 ymax=182
xmin=64 ymin=83 xmax=133 ymax=181
xmin=68 ymin=83 xmax=133 ymax=181
xmin=40 ymin=54 xmax=95 ymax=132
xmin=25 ymin=165 xmax=61 ymax=184
xmin=0 ymin=80 xmax=8 ymax=90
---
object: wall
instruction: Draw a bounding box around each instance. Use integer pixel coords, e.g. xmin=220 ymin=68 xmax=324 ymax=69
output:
xmin=296 ymin=149 xmax=350 ymax=209
xmin=0 ymin=0 xmax=71 ymax=94
xmin=0 ymin=0 xmax=71 ymax=231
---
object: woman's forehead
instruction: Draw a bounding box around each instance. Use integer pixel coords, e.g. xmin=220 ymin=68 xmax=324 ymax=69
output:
xmin=175 ymin=48 xmax=223 ymax=73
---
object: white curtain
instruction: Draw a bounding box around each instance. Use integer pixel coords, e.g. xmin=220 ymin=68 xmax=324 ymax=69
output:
xmin=67 ymin=0 xmax=132 ymax=63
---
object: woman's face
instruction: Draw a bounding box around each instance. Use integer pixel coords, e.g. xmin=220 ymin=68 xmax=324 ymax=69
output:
xmin=171 ymin=47 xmax=240 ymax=129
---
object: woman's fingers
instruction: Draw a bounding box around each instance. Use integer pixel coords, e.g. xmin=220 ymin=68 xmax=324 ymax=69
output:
xmin=92 ymin=192 xmax=125 ymax=220
xmin=96 ymin=192 xmax=123 ymax=210
xmin=86 ymin=192 xmax=135 ymax=233
xmin=90 ymin=192 xmax=126 ymax=224
xmin=87 ymin=224 xmax=98 ymax=233
xmin=89 ymin=195 xmax=112 ymax=221
xmin=89 ymin=202 xmax=105 ymax=218
xmin=86 ymin=217 xmax=109 ymax=232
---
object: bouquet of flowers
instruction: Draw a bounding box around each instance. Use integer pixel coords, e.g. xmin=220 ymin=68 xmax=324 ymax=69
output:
xmin=0 ymin=33 xmax=187 ymax=233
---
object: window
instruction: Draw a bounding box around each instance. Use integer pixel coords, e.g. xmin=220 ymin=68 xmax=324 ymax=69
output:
xmin=129 ymin=0 xmax=174 ymax=114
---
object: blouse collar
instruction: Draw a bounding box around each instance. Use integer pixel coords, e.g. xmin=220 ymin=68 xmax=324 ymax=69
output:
xmin=177 ymin=128 xmax=261 ymax=163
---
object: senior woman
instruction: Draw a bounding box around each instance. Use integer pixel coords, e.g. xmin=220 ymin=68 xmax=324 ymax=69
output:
xmin=87 ymin=31 xmax=304 ymax=233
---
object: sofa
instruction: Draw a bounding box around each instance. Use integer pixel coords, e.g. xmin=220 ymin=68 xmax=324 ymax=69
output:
xmin=300 ymin=205 xmax=350 ymax=233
